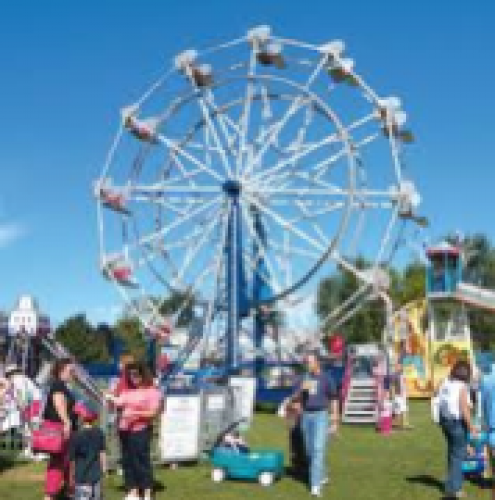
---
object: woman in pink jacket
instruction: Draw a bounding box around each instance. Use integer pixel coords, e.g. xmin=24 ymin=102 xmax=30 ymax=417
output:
xmin=106 ymin=362 xmax=163 ymax=500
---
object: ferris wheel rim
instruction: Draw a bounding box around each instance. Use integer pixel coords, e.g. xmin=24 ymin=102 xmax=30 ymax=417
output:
xmin=114 ymin=70 xmax=368 ymax=305
xmin=96 ymin=27 xmax=415 ymax=336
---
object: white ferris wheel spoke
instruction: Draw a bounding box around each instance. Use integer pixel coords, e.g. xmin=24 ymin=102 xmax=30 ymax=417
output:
xmin=236 ymin=40 xmax=259 ymax=178
xmin=185 ymin=68 xmax=234 ymax=178
xmin=372 ymin=204 xmax=400 ymax=267
xmin=244 ymin=96 xmax=312 ymax=180
xmin=293 ymin=200 xmax=334 ymax=248
xmin=243 ymin=192 xmax=326 ymax=254
xmin=268 ymin=238 xmax=320 ymax=261
xmin=204 ymin=89 xmax=240 ymax=162
xmin=257 ymin=113 xmax=378 ymax=189
xmin=166 ymin=152 xmax=199 ymax=188
xmin=133 ymin=197 xmax=213 ymax=217
xmin=131 ymin=184 xmax=220 ymax=196
xmin=157 ymin=133 xmax=224 ymax=183
xmin=251 ymin=128 xmax=342 ymax=186
xmin=172 ymin=204 xmax=225 ymax=287
xmin=136 ymin=195 xmax=222 ymax=249
xmin=286 ymin=200 xmax=345 ymax=232
xmin=320 ymin=281 xmax=374 ymax=330
xmin=313 ymin=132 xmax=379 ymax=182
xmin=242 ymin=55 xmax=328 ymax=180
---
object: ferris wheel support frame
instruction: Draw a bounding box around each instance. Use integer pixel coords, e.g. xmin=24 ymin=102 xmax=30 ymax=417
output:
xmin=224 ymin=181 xmax=244 ymax=370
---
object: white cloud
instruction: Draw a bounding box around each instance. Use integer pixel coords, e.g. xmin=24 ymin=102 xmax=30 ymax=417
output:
xmin=0 ymin=223 xmax=25 ymax=248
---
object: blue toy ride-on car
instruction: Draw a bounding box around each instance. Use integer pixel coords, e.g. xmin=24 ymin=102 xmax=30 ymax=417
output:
xmin=211 ymin=446 xmax=284 ymax=486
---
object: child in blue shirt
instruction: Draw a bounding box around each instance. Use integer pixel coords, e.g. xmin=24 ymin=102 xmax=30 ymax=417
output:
xmin=69 ymin=403 xmax=107 ymax=500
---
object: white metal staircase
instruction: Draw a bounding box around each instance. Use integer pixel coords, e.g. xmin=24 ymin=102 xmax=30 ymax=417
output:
xmin=342 ymin=378 xmax=378 ymax=424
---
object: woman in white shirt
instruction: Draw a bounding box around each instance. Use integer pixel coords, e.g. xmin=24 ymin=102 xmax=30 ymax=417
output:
xmin=437 ymin=360 xmax=477 ymax=498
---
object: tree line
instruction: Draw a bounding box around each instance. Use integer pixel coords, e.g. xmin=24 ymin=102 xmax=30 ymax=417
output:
xmin=317 ymin=233 xmax=495 ymax=346
xmin=54 ymin=234 xmax=495 ymax=364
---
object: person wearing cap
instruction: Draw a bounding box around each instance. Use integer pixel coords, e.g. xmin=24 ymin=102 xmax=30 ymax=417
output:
xmin=69 ymin=402 xmax=107 ymax=500
xmin=291 ymin=351 xmax=339 ymax=497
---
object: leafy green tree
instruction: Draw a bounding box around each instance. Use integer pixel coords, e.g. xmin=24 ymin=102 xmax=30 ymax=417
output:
xmin=396 ymin=261 xmax=426 ymax=306
xmin=55 ymin=314 xmax=110 ymax=364
xmin=457 ymin=234 xmax=495 ymax=348
xmin=113 ymin=316 xmax=146 ymax=360
xmin=316 ymin=258 xmax=387 ymax=343
xmin=158 ymin=291 xmax=195 ymax=327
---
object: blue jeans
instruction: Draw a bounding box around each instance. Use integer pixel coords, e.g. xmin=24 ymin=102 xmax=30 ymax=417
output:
xmin=440 ymin=417 xmax=467 ymax=495
xmin=301 ymin=410 xmax=329 ymax=489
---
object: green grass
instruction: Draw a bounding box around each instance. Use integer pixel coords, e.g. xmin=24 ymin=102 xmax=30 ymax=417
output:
xmin=0 ymin=402 xmax=490 ymax=499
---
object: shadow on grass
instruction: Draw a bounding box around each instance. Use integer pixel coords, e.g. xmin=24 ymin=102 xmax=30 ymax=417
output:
xmin=284 ymin=465 xmax=307 ymax=485
xmin=407 ymin=473 xmax=493 ymax=493
xmin=406 ymin=475 xmax=444 ymax=492
xmin=0 ymin=454 xmax=23 ymax=474
xmin=111 ymin=479 xmax=166 ymax=493
xmin=465 ymin=474 xmax=492 ymax=490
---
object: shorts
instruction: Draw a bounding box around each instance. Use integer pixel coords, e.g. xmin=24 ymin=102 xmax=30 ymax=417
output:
xmin=74 ymin=481 xmax=102 ymax=500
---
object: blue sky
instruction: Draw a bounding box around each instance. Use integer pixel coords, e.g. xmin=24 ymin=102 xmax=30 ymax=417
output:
xmin=0 ymin=0 xmax=494 ymax=325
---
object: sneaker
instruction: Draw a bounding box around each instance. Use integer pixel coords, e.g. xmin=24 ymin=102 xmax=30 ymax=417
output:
xmin=311 ymin=486 xmax=322 ymax=497
xmin=124 ymin=493 xmax=141 ymax=500
xmin=321 ymin=477 xmax=330 ymax=486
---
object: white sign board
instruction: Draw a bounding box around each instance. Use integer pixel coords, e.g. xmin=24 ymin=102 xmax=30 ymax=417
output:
xmin=352 ymin=343 xmax=381 ymax=357
xmin=229 ymin=376 xmax=256 ymax=428
xmin=159 ymin=394 xmax=201 ymax=462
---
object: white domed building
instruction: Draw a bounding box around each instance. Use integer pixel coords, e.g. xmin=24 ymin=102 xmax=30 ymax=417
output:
xmin=4 ymin=295 xmax=50 ymax=378
xmin=8 ymin=295 xmax=50 ymax=338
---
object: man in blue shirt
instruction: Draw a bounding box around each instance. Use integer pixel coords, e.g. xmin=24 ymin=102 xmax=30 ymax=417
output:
xmin=480 ymin=367 xmax=495 ymax=500
xmin=292 ymin=351 xmax=339 ymax=497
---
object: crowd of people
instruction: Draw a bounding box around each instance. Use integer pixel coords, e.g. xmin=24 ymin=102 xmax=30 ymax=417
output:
xmin=4 ymin=347 xmax=495 ymax=499
xmin=38 ymin=357 xmax=162 ymax=500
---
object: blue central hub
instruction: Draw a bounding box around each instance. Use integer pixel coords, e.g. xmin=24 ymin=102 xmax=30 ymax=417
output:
xmin=222 ymin=179 xmax=241 ymax=197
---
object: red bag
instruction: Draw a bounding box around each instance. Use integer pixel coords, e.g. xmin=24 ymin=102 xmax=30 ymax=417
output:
xmin=32 ymin=421 xmax=64 ymax=454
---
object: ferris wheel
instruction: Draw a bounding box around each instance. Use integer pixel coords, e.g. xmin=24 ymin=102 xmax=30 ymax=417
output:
xmin=95 ymin=26 xmax=421 ymax=369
